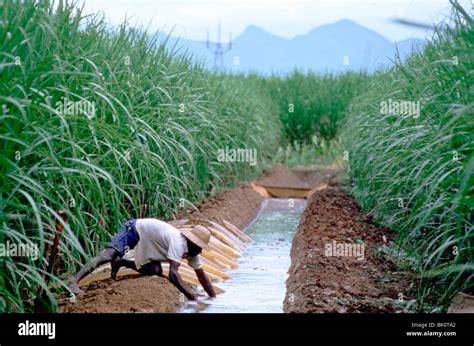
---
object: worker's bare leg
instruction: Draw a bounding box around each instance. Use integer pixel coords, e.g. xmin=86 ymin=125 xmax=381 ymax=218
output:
xmin=68 ymin=248 xmax=118 ymax=294
xmin=111 ymin=258 xmax=163 ymax=279
xmin=111 ymin=256 xmax=137 ymax=280
xmin=139 ymin=261 xmax=163 ymax=276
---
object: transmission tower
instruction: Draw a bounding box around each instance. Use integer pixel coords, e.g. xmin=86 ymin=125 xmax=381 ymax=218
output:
xmin=206 ymin=20 xmax=232 ymax=69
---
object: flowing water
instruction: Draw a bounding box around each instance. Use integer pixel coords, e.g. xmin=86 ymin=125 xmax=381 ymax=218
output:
xmin=181 ymin=198 xmax=306 ymax=313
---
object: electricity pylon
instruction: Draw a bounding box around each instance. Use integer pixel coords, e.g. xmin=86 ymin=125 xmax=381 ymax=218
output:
xmin=206 ymin=20 xmax=232 ymax=69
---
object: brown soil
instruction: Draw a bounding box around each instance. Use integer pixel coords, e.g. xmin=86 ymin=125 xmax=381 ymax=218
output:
xmin=257 ymin=165 xmax=305 ymax=188
xmin=183 ymin=183 xmax=264 ymax=230
xmin=284 ymin=185 xmax=416 ymax=313
xmin=292 ymin=168 xmax=338 ymax=188
xmin=60 ymin=184 xmax=264 ymax=313
xmin=257 ymin=164 xmax=338 ymax=189
xmin=59 ymin=275 xmax=181 ymax=313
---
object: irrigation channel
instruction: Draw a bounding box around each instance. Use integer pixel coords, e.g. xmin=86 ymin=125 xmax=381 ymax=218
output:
xmin=182 ymin=198 xmax=307 ymax=313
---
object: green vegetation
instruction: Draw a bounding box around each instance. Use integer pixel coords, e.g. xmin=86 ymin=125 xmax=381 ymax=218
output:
xmin=0 ymin=0 xmax=279 ymax=312
xmin=0 ymin=0 xmax=470 ymax=312
xmin=265 ymin=71 xmax=368 ymax=143
xmin=344 ymin=1 xmax=473 ymax=309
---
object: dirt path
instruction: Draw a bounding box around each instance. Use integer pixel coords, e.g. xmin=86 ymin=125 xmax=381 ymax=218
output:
xmin=284 ymin=183 xmax=416 ymax=313
xmin=60 ymin=184 xmax=264 ymax=313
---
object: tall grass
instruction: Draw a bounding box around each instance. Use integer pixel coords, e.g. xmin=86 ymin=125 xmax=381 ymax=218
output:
xmin=344 ymin=1 xmax=473 ymax=308
xmin=264 ymin=71 xmax=368 ymax=143
xmin=0 ymin=0 xmax=279 ymax=312
xmin=2 ymin=0 xmax=469 ymax=313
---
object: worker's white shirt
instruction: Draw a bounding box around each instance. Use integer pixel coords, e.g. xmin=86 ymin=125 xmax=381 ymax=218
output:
xmin=134 ymin=218 xmax=202 ymax=270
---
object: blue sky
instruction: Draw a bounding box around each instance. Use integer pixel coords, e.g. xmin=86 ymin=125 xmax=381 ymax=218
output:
xmin=81 ymin=0 xmax=464 ymax=42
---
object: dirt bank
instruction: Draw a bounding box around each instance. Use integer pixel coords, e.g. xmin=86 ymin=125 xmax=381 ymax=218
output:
xmin=284 ymin=185 xmax=416 ymax=313
xmin=257 ymin=164 xmax=338 ymax=189
xmin=60 ymin=184 xmax=264 ymax=313
xmin=183 ymin=183 xmax=264 ymax=230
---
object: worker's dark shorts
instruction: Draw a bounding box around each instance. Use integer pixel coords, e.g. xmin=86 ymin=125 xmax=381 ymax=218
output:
xmin=106 ymin=219 xmax=139 ymax=257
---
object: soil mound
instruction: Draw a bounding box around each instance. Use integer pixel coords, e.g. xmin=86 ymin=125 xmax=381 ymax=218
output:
xmin=60 ymin=275 xmax=181 ymax=313
xmin=284 ymin=186 xmax=416 ymax=313
xmin=258 ymin=164 xmax=338 ymax=189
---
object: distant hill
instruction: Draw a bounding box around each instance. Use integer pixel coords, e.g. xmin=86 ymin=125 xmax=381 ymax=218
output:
xmin=157 ymin=19 xmax=425 ymax=74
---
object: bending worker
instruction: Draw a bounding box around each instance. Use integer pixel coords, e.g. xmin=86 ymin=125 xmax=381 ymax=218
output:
xmin=68 ymin=219 xmax=216 ymax=300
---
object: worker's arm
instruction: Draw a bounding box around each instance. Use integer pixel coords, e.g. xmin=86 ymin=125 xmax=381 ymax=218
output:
xmin=168 ymin=260 xmax=197 ymax=301
xmin=194 ymin=268 xmax=216 ymax=298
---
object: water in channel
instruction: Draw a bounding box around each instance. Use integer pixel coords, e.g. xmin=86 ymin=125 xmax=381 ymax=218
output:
xmin=181 ymin=198 xmax=306 ymax=313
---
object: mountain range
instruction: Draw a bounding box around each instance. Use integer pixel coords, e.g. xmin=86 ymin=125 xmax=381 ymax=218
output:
xmin=157 ymin=19 xmax=425 ymax=74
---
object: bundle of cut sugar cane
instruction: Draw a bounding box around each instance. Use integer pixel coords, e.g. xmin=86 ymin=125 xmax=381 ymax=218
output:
xmin=175 ymin=219 xmax=253 ymax=279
